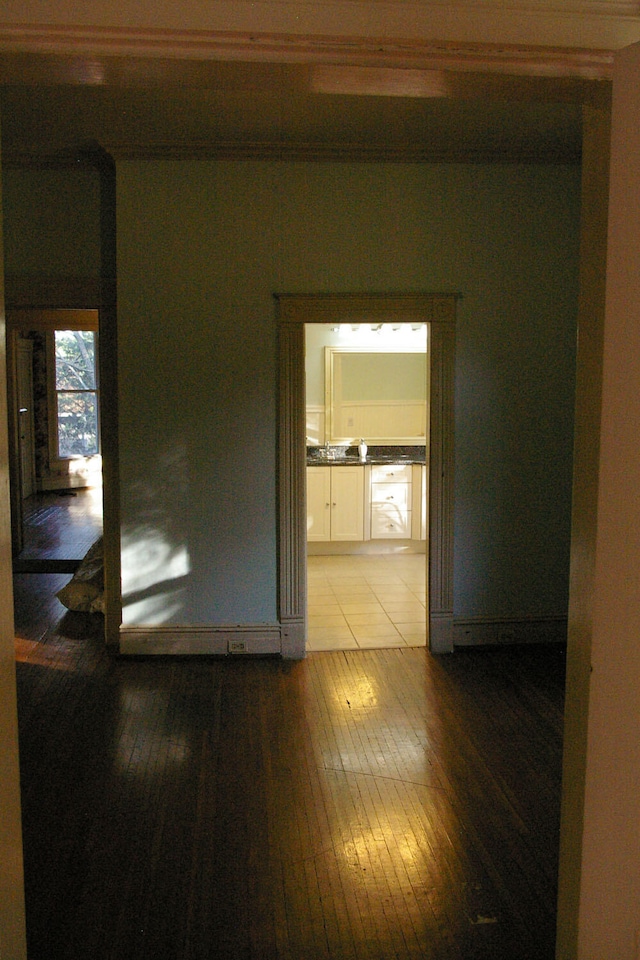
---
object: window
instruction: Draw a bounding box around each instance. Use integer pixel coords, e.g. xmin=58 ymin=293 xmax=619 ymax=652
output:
xmin=54 ymin=330 xmax=99 ymax=458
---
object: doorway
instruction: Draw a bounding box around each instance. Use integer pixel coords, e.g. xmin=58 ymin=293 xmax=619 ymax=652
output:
xmin=276 ymin=293 xmax=457 ymax=658
xmin=14 ymin=337 xmax=36 ymax=501
xmin=305 ymin=320 xmax=429 ymax=651
xmin=6 ymin=309 xmax=104 ymax=568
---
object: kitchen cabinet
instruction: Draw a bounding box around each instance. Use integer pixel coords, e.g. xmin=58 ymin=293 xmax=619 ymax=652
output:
xmin=307 ymin=465 xmax=364 ymax=541
xmin=307 ymin=460 xmax=426 ymax=544
xmin=370 ymin=463 xmax=412 ymax=539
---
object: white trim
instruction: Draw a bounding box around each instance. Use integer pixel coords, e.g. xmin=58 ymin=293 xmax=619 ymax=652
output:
xmin=0 ymin=20 xmax=628 ymax=66
xmin=277 ymin=293 xmax=456 ymax=658
xmin=119 ymin=623 xmax=282 ymax=656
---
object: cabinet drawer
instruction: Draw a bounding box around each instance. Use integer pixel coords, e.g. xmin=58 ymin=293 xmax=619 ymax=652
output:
xmin=370 ymin=463 xmax=412 ymax=483
xmin=371 ymin=504 xmax=412 ymax=539
xmin=370 ymin=481 xmax=410 ymax=508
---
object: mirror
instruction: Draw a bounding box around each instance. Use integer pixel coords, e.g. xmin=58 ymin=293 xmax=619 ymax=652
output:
xmin=325 ymin=347 xmax=427 ymax=444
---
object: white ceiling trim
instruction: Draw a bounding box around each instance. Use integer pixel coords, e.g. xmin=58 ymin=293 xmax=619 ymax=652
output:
xmin=1 ymin=1 xmax=640 ymax=53
xmin=0 ymin=26 xmax=616 ymax=79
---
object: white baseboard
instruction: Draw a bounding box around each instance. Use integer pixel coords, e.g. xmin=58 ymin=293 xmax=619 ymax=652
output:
xmin=119 ymin=616 xmax=566 ymax=656
xmin=453 ymin=616 xmax=567 ymax=647
xmin=119 ymin=623 xmax=282 ymax=656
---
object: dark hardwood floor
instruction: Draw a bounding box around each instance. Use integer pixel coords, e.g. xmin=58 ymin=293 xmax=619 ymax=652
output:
xmin=13 ymin=486 xmax=103 ymax=578
xmin=13 ymin=495 xmax=566 ymax=960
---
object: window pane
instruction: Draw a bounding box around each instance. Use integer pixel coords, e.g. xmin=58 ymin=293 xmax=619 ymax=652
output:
xmin=55 ymin=330 xmax=96 ymax=390
xmin=57 ymin=392 xmax=99 ymax=457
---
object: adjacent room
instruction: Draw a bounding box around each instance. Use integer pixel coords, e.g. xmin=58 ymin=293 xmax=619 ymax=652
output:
xmin=305 ymin=320 xmax=429 ymax=651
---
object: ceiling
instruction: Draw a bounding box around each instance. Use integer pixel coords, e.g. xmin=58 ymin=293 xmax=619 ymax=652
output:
xmin=0 ymin=55 xmax=610 ymax=165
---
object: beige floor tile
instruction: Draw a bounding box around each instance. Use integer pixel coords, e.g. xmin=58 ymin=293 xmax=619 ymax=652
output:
xmin=350 ymin=622 xmax=402 ymax=642
xmin=384 ymin=602 xmax=426 ymax=623
xmin=308 ymin=603 xmax=343 ymax=617
xmin=344 ymin=612 xmax=394 ymax=627
xmin=308 ymin=613 xmax=350 ymax=628
xmin=329 ymin=575 xmax=370 ymax=585
xmin=307 ymin=634 xmax=358 ymax=651
xmin=307 ymin=589 xmax=339 ymax=601
xmin=397 ymin=622 xmax=427 ymax=641
xmin=355 ymin=633 xmax=407 ymax=649
xmin=364 ymin=575 xmax=404 ymax=585
xmin=331 ymin=585 xmax=378 ymax=598
xmin=307 ymin=552 xmax=427 ymax=650
xmin=372 ymin=586 xmax=419 ymax=601
xmin=338 ymin=601 xmax=385 ymax=615
xmin=308 ymin=624 xmax=354 ymax=642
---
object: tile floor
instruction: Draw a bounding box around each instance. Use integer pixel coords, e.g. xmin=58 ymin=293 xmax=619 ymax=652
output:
xmin=307 ymin=552 xmax=427 ymax=651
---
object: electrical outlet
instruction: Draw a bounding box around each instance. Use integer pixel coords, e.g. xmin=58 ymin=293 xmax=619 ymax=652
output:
xmin=228 ymin=639 xmax=247 ymax=653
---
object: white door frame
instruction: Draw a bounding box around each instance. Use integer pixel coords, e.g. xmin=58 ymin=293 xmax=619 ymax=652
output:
xmin=276 ymin=293 xmax=456 ymax=658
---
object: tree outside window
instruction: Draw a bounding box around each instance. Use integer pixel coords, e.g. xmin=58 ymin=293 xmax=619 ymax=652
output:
xmin=54 ymin=330 xmax=99 ymax=458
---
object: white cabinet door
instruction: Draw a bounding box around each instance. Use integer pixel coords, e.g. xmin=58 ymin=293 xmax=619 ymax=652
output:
xmin=306 ymin=465 xmax=364 ymax=541
xmin=331 ymin=467 xmax=364 ymax=541
xmin=307 ymin=467 xmax=332 ymax=541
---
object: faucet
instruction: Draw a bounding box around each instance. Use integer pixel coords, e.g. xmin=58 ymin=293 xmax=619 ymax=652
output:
xmin=324 ymin=442 xmax=335 ymax=460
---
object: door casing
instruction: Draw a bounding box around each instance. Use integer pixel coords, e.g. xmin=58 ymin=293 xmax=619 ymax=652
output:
xmin=276 ymin=293 xmax=456 ymax=657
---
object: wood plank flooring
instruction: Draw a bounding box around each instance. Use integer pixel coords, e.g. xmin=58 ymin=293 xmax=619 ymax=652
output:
xmin=14 ymin=570 xmax=566 ymax=960
xmin=14 ymin=487 xmax=103 ymax=573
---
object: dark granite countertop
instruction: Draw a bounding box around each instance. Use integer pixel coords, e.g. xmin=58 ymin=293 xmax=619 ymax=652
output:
xmin=307 ymin=445 xmax=426 ymax=466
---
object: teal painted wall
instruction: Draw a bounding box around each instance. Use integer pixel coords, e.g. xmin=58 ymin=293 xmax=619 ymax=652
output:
xmin=2 ymin=158 xmax=581 ymax=628
xmin=116 ymin=159 xmax=580 ymax=626
xmin=2 ymin=167 xmax=101 ymax=278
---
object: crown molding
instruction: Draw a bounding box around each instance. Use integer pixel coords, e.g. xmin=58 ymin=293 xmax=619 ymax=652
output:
xmin=0 ymin=24 xmax=617 ymax=79
xmin=0 ymin=0 xmax=639 ymax=51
